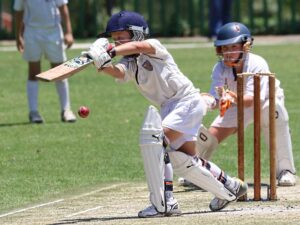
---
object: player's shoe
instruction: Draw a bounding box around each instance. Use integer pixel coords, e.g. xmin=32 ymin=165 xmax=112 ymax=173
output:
xmin=29 ymin=111 xmax=44 ymax=124
xmin=278 ymin=170 xmax=296 ymax=186
xmin=209 ymin=178 xmax=248 ymax=212
xmin=61 ymin=109 xmax=76 ymax=122
xmin=138 ymin=198 xmax=181 ymax=218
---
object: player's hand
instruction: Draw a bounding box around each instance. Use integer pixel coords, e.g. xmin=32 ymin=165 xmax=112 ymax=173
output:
xmin=218 ymin=91 xmax=237 ymax=117
xmin=82 ymin=45 xmax=112 ymax=69
xmin=16 ymin=36 xmax=24 ymax=53
xmin=64 ymin=33 xmax=74 ymax=49
xmin=201 ymin=93 xmax=217 ymax=111
xmin=219 ymin=98 xmax=231 ymax=117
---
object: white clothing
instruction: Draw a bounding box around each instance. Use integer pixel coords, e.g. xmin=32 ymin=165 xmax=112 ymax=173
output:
xmin=23 ymin=26 xmax=66 ymax=62
xmin=209 ymin=53 xmax=283 ymax=101
xmin=14 ymin=0 xmax=67 ymax=28
xmin=115 ymin=39 xmax=203 ymax=148
xmin=116 ymin=39 xmax=199 ymax=106
xmin=27 ymin=80 xmax=39 ymax=112
xmin=209 ymin=53 xmax=283 ymax=127
xmin=14 ymin=0 xmax=67 ymax=63
xmin=14 ymin=0 xmax=72 ymax=113
xmin=161 ymin=94 xmax=206 ymax=149
xmin=208 ymin=52 xmax=296 ymax=175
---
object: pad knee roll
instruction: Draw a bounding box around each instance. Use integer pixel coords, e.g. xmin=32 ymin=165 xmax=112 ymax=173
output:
xmin=197 ymin=125 xmax=218 ymax=160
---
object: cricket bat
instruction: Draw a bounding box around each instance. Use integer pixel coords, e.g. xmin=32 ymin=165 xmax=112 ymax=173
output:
xmin=36 ymin=55 xmax=93 ymax=82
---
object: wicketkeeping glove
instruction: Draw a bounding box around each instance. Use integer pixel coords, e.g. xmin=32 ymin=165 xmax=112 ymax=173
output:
xmin=216 ymin=87 xmax=237 ymax=117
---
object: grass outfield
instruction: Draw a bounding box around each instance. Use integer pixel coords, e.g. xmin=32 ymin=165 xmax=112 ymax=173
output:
xmin=0 ymin=42 xmax=299 ymax=213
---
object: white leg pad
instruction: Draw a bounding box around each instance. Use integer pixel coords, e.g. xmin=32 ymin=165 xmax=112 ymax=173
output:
xmin=197 ymin=125 xmax=219 ymax=160
xmin=168 ymin=151 xmax=236 ymax=201
xmin=261 ymin=98 xmax=296 ymax=176
xmin=140 ymin=105 xmax=166 ymax=212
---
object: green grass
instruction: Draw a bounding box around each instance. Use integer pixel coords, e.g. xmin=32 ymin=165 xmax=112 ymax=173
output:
xmin=0 ymin=43 xmax=299 ymax=213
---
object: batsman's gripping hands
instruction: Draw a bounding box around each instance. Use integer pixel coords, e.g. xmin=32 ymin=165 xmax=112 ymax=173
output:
xmin=82 ymin=38 xmax=114 ymax=70
xmin=215 ymin=87 xmax=237 ymax=117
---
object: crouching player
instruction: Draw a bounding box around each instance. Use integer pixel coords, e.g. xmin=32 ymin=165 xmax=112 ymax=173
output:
xmin=83 ymin=11 xmax=248 ymax=217
xmin=196 ymin=22 xmax=296 ymax=186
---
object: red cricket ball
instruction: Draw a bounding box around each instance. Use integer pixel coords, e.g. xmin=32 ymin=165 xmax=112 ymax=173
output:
xmin=78 ymin=106 xmax=90 ymax=118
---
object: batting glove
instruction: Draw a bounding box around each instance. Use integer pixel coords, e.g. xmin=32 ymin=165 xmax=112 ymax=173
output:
xmin=82 ymin=45 xmax=112 ymax=69
xmin=91 ymin=38 xmax=111 ymax=50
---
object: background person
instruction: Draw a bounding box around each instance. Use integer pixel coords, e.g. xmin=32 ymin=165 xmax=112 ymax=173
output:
xmin=209 ymin=0 xmax=232 ymax=39
xmin=14 ymin=0 xmax=76 ymax=123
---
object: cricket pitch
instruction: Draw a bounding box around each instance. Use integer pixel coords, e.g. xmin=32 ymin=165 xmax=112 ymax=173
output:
xmin=0 ymin=180 xmax=299 ymax=225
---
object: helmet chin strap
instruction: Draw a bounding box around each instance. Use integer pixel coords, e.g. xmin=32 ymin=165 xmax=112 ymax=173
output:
xmin=232 ymin=67 xmax=238 ymax=81
xmin=224 ymin=52 xmax=244 ymax=68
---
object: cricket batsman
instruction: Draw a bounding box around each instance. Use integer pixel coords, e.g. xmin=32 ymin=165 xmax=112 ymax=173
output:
xmin=81 ymin=11 xmax=248 ymax=217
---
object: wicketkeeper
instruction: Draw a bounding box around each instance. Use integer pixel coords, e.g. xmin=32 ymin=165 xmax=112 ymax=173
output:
xmin=82 ymin=11 xmax=248 ymax=217
xmin=190 ymin=22 xmax=296 ymax=186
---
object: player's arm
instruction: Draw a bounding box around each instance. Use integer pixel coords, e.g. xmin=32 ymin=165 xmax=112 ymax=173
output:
xmin=101 ymin=41 xmax=155 ymax=79
xmin=113 ymin=41 xmax=156 ymax=56
xmin=84 ymin=39 xmax=155 ymax=79
xmin=14 ymin=10 xmax=24 ymax=53
xmin=58 ymin=4 xmax=73 ymax=48
xmin=101 ymin=65 xmax=126 ymax=80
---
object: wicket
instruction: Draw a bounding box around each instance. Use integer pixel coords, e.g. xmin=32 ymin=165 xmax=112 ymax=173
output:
xmin=237 ymin=72 xmax=277 ymax=201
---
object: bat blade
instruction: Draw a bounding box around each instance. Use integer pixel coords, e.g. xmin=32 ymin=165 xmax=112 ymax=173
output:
xmin=36 ymin=56 xmax=93 ymax=81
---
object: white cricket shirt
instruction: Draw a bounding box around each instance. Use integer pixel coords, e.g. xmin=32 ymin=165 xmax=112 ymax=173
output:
xmin=209 ymin=53 xmax=282 ymax=100
xmin=116 ymin=39 xmax=199 ymax=106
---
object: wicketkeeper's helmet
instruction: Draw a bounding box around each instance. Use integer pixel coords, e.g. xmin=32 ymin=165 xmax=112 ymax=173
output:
xmin=98 ymin=10 xmax=149 ymax=41
xmin=214 ymin=22 xmax=254 ymax=67
xmin=214 ymin=22 xmax=253 ymax=47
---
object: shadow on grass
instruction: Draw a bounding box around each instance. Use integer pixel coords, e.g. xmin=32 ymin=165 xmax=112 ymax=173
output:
xmin=0 ymin=122 xmax=31 ymax=127
xmin=0 ymin=121 xmax=62 ymax=127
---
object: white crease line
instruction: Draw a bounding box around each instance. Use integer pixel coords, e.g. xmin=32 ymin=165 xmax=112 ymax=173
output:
xmin=0 ymin=184 xmax=127 ymax=219
xmin=65 ymin=205 xmax=104 ymax=218
xmin=0 ymin=199 xmax=64 ymax=218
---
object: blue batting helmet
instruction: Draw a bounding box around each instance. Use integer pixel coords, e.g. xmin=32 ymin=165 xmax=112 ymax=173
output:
xmin=98 ymin=11 xmax=149 ymax=41
xmin=214 ymin=22 xmax=253 ymax=47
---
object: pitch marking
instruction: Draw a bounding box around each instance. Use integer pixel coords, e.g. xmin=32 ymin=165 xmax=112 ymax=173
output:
xmin=0 ymin=183 xmax=126 ymax=219
xmin=65 ymin=205 xmax=104 ymax=218
xmin=0 ymin=199 xmax=64 ymax=218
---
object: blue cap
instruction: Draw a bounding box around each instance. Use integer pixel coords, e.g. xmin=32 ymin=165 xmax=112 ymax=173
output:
xmin=98 ymin=11 xmax=149 ymax=38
